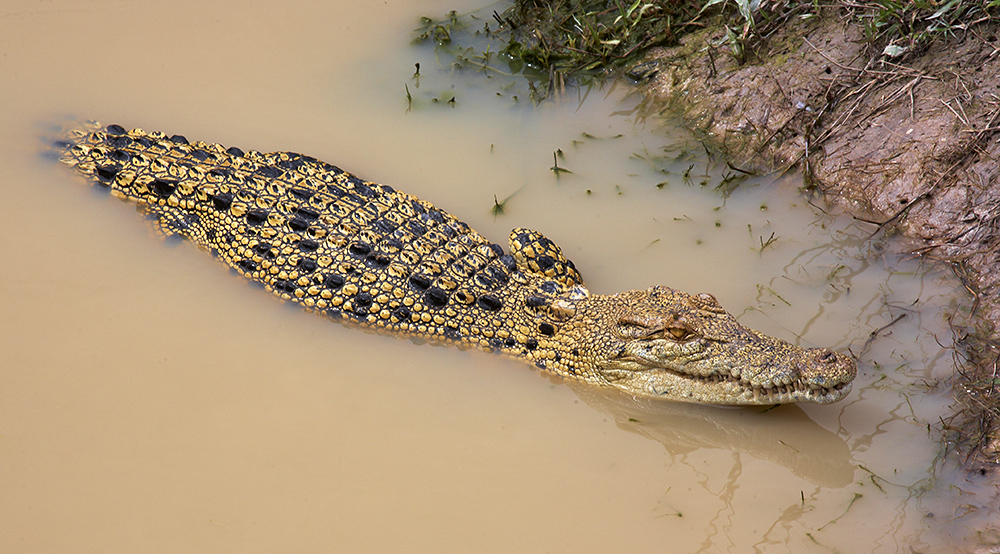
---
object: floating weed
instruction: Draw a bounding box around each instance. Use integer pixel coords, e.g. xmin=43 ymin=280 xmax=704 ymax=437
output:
xmin=491 ymin=194 xmax=507 ymax=217
xmin=550 ymin=151 xmax=573 ymax=176
xmin=682 ymin=164 xmax=695 ymax=186
xmin=758 ymin=231 xmax=778 ymax=252
xmin=755 ymin=284 xmax=791 ymax=307
xmin=817 ymin=493 xmax=864 ymax=531
xmin=715 ymin=170 xmax=749 ymax=199
xmin=491 ymin=185 xmax=525 ymax=218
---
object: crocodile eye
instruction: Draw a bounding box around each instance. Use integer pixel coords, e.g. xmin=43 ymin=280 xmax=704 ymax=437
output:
xmin=667 ymin=327 xmax=691 ymax=340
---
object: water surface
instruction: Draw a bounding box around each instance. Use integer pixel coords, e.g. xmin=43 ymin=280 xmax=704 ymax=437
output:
xmin=1 ymin=0 xmax=995 ymax=552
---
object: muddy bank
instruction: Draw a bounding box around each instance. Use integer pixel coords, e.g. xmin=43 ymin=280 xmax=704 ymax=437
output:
xmin=640 ymin=11 xmax=1000 ymax=469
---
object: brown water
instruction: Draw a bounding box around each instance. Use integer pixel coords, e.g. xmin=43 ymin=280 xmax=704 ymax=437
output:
xmin=2 ymin=1 xmax=997 ymax=552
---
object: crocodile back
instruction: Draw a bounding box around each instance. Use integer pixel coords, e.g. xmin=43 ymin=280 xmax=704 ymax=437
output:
xmin=58 ymin=123 xmax=526 ymax=349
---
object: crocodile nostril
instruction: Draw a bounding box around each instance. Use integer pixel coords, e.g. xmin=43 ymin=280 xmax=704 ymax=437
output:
xmin=816 ymin=350 xmax=837 ymax=364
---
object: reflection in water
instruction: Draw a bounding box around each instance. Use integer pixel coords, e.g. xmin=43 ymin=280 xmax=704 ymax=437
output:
xmin=569 ymin=383 xmax=853 ymax=488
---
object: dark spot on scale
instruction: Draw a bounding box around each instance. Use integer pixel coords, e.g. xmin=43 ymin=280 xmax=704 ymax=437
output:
xmin=152 ymin=179 xmax=177 ymax=198
xmin=253 ymin=243 xmax=274 ymax=257
xmin=393 ymin=306 xmax=411 ymax=320
xmin=169 ymin=134 xmax=188 ymax=144
xmin=208 ymin=168 xmax=231 ymax=178
xmin=538 ymin=323 xmax=555 ymax=336
xmin=485 ymin=265 xmax=510 ymax=285
xmin=272 ymin=279 xmax=297 ymax=294
xmin=107 ymin=136 xmax=131 ymax=149
xmin=295 ymin=207 xmax=319 ymax=221
xmin=298 ymin=240 xmax=319 ymax=252
xmin=554 ymin=352 xmax=561 ymax=362
xmin=488 ymin=337 xmax=503 ymax=351
xmin=425 ymin=287 xmax=449 ymax=307
xmin=95 ymin=165 xmax=118 ymax=183
xmin=540 ymin=281 xmax=558 ymax=294
xmin=498 ymin=254 xmax=516 ymax=270
xmin=374 ymin=219 xmax=397 ymax=234
xmin=409 ymin=274 xmax=431 ymax=290
xmin=297 ymin=258 xmax=318 ymax=273
xmin=536 ymin=255 xmax=555 ymax=270
xmin=504 ymin=338 xmax=516 ymax=347
xmin=236 ymin=259 xmax=257 ymax=272
xmin=535 ymin=360 xmax=546 ymax=370
xmin=325 ymin=274 xmax=345 ymax=289
xmin=278 ymin=157 xmax=306 ymax=170
xmin=526 ymin=296 xmax=546 ymax=308
xmin=347 ymin=176 xmax=373 ymax=196
xmin=327 ymin=308 xmax=342 ymax=320
xmin=135 ymin=137 xmax=153 ymax=148
xmin=571 ymin=348 xmax=579 ymax=357
xmin=106 ymin=124 xmax=126 ymax=135
xmin=212 ymin=192 xmax=233 ymax=211
xmin=245 ymin=210 xmax=267 ymax=225
xmin=258 ymin=166 xmax=282 ymax=179
xmin=226 ymin=146 xmax=245 ymax=157
xmin=288 ymin=218 xmax=308 ymax=232
xmin=349 ymin=243 xmax=372 ymax=257
xmin=408 ymin=220 xmax=427 ymax=236
xmin=290 ymin=188 xmax=313 ymax=200
xmin=367 ymin=255 xmax=390 ymax=268
xmin=525 ymin=338 xmax=538 ymax=350
xmin=477 ymin=294 xmax=502 ymax=311
xmin=109 ymin=149 xmax=131 ymax=163
xmin=190 ymin=150 xmax=211 ymax=162
xmin=444 ymin=328 xmax=461 ymax=341
xmin=354 ymin=292 xmax=372 ymax=307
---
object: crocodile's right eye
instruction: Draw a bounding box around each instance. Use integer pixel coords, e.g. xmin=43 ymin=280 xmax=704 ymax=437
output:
xmin=666 ymin=327 xmax=692 ymax=341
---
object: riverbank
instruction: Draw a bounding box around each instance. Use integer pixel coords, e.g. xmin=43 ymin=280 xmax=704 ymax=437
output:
xmin=635 ymin=6 xmax=1000 ymax=472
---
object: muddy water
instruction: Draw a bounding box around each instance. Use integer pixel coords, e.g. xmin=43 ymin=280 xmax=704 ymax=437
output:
xmin=1 ymin=1 xmax=995 ymax=552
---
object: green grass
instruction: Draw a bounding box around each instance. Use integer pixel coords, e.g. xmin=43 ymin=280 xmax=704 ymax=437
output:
xmin=413 ymin=1 xmax=1000 ymax=99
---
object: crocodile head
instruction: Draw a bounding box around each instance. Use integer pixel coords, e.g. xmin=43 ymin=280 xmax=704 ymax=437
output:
xmin=587 ymin=286 xmax=856 ymax=405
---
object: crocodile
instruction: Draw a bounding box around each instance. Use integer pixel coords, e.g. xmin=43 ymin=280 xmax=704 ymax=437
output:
xmin=55 ymin=122 xmax=856 ymax=405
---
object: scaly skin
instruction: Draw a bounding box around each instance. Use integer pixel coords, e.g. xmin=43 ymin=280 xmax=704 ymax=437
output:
xmin=55 ymin=122 xmax=856 ymax=405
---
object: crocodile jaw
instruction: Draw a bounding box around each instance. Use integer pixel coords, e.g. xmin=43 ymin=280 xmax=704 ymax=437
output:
xmin=601 ymin=339 xmax=856 ymax=405
xmin=603 ymin=361 xmax=854 ymax=405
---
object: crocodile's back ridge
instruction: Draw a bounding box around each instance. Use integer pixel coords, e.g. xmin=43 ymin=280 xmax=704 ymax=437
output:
xmin=58 ymin=123 xmax=544 ymax=351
